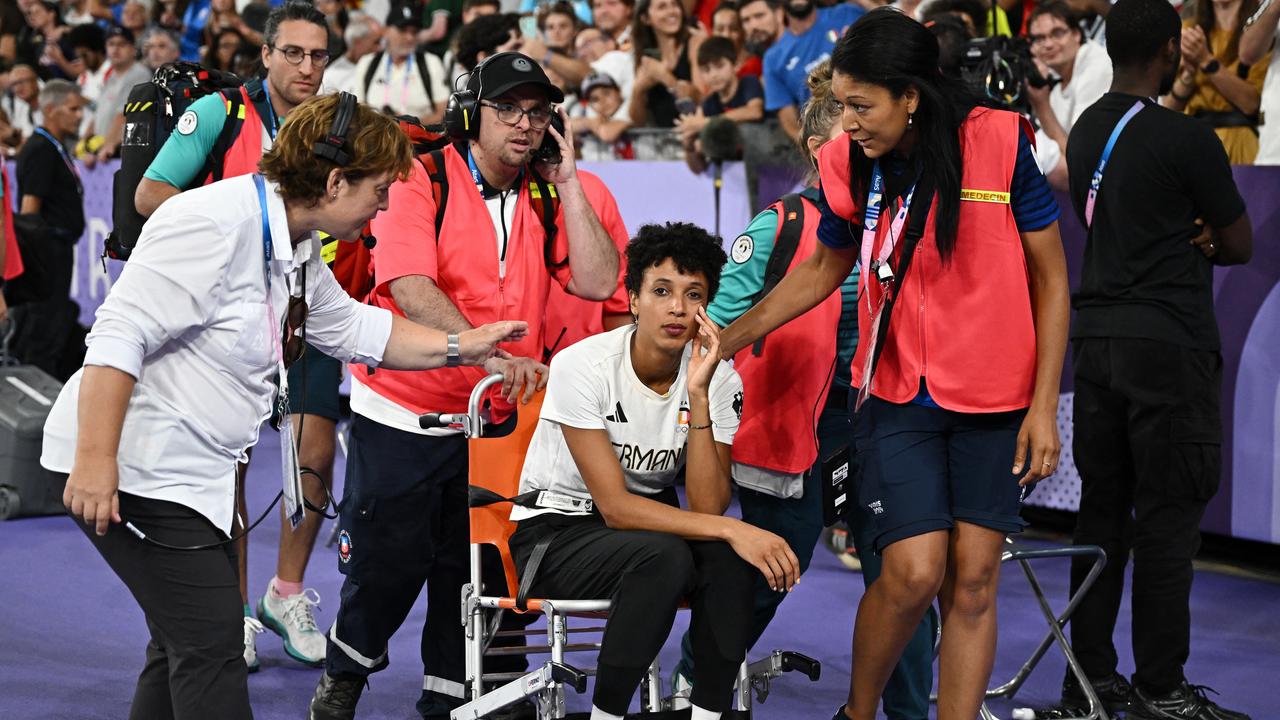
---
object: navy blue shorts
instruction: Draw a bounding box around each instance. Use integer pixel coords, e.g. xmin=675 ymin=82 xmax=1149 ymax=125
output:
xmin=285 ymin=343 xmax=344 ymax=421
xmin=856 ymin=396 xmax=1028 ymax=552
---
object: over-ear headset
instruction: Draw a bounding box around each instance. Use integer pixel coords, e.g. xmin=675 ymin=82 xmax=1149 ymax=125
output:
xmin=313 ymin=91 xmax=359 ymax=166
xmin=444 ymin=51 xmax=521 ymax=139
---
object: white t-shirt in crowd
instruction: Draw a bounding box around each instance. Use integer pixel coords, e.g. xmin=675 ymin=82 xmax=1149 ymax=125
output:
xmin=1049 ymin=41 xmax=1113 ymax=133
xmin=511 ymin=324 xmax=744 ymax=520
xmin=1256 ymin=29 xmax=1280 ymax=164
xmin=1034 ymin=40 xmax=1112 ymax=175
xmin=345 ymin=51 xmax=449 ymax=122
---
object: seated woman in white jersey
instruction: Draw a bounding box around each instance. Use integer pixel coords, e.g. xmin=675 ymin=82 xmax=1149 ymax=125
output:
xmin=510 ymin=223 xmax=801 ymax=720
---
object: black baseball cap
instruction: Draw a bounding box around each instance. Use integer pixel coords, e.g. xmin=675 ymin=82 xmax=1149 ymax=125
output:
xmin=105 ymin=25 xmax=136 ymax=46
xmin=580 ymin=71 xmax=618 ymax=98
xmin=469 ymin=51 xmax=565 ymax=104
xmin=386 ymin=2 xmax=422 ymax=28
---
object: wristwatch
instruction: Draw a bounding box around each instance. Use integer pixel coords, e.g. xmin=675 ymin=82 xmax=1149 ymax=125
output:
xmin=1202 ymin=58 xmax=1221 ymax=75
xmin=446 ymin=333 xmax=461 ymax=367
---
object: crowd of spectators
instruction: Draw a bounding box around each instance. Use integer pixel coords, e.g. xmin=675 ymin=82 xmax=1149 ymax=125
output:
xmin=0 ymin=0 xmax=1273 ymax=188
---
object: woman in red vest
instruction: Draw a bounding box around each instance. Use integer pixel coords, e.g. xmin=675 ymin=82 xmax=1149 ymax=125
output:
xmin=719 ymin=9 xmax=1070 ymax=720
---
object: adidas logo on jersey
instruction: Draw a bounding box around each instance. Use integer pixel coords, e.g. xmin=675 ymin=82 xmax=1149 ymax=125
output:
xmin=605 ymin=402 xmax=628 ymax=423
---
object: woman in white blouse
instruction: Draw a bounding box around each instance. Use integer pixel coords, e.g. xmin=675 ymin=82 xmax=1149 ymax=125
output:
xmin=42 ymin=93 xmax=528 ymax=719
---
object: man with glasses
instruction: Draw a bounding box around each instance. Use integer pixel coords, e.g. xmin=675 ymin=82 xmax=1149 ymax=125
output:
xmin=312 ymin=51 xmax=620 ymax=720
xmin=133 ymin=1 xmax=341 ymax=676
xmin=1025 ymin=1 xmax=1113 ymax=190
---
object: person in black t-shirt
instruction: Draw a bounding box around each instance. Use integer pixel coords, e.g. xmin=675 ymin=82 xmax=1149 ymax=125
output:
xmin=5 ymin=79 xmax=86 ymax=380
xmin=1060 ymin=1 xmax=1253 ymax=718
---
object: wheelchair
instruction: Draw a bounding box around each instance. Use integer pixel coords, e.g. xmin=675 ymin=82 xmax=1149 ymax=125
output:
xmin=419 ymin=373 xmax=821 ymax=720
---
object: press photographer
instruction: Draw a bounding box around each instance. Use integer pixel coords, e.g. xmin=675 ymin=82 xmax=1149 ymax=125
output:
xmin=1024 ymin=1 xmax=1112 ymax=190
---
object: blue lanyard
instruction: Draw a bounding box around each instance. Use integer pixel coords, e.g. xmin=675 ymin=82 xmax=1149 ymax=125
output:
xmin=1085 ymin=99 xmax=1147 ymax=228
xmin=254 ymin=174 xmax=274 ymax=290
xmin=261 ymin=82 xmax=280 ymax=140
xmin=34 ymin=127 xmax=82 ymax=193
xmin=466 ymin=148 xmax=522 ymax=195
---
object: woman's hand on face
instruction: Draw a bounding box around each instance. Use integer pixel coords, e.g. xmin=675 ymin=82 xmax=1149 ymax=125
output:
xmin=687 ymin=307 xmax=721 ymax=396
xmin=1012 ymin=405 xmax=1061 ymax=486
xmin=64 ymin=455 xmax=121 ymax=536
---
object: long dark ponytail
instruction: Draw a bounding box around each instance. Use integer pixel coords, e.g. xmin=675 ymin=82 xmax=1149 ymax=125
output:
xmin=830 ymin=7 xmax=983 ymax=261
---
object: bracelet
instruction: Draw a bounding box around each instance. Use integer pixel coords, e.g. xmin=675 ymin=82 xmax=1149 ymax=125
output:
xmin=689 ymin=422 xmax=713 ymax=430
xmin=446 ymin=333 xmax=461 ymax=367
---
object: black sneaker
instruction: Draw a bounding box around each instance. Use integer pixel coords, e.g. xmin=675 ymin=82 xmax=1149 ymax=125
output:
xmin=1060 ymin=671 xmax=1136 ymax=714
xmin=309 ymin=672 xmax=366 ymax=720
xmin=832 ymin=705 xmax=852 ymax=720
xmin=1130 ymin=682 xmax=1251 ymax=720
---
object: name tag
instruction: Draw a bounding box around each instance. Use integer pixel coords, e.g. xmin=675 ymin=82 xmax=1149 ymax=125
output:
xmin=960 ymin=189 xmax=1011 ymax=204
xmin=537 ymin=491 xmax=593 ymax=513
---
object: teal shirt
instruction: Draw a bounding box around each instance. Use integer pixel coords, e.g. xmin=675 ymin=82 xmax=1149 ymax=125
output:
xmin=708 ymin=188 xmax=860 ymax=390
xmin=141 ymin=92 xmax=230 ymax=189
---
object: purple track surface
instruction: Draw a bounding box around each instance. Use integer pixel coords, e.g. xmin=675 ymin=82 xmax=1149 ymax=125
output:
xmin=3 ymin=428 xmax=1278 ymax=719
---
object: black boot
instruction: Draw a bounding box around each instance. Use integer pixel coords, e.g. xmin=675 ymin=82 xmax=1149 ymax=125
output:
xmin=309 ymin=672 xmax=366 ymax=720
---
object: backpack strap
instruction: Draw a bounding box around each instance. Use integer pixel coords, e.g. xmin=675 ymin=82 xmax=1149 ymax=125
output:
xmin=528 ymin=169 xmax=564 ymax=271
xmin=363 ymin=50 xmax=384 ymax=99
xmin=420 ymin=147 xmax=450 ymax=237
xmin=751 ymin=193 xmax=806 ymax=356
xmin=414 ymin=51 xmax=434 ymax=105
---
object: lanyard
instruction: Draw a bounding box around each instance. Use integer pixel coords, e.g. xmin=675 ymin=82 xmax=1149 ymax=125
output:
xmin=860 ymin=160 xmax=916 ymax=315
xmin=260 ymin=81 xmax=280 ymax=140
xmin=1084 ymin=100 xmax=1146 ymax=228
xmin=384 ymin=53 xmax=414 ymax=113
xmin=34 ymin=127 xmax=82 ymax=195
xmin=253 ymin=173 xmax=306 ymax=527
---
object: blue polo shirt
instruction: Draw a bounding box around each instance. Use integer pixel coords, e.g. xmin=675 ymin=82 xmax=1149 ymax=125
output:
xmin=763 ymin=4 xmax=864 ymax=113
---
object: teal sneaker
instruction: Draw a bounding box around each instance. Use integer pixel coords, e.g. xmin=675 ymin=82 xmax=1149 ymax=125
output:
xmin=257 ymin=587 xmax=326 ymax=666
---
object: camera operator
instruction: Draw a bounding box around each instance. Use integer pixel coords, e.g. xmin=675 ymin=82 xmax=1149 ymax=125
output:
xmin=43 ymin=93 xmax=528 ymax=720
xmin=1025 ymin=1 xmax=1112 ymax=189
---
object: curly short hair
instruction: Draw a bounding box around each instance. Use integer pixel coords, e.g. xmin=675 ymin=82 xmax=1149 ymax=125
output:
xmin=260 ymin=94 xmax=413 ymax=205
xmin=624 ymin=222 xmax=728 ymax=302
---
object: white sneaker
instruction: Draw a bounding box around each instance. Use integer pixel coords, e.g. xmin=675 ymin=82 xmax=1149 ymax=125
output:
xmin=243 ymin=615 xmax=265 ymax=672
xmin=670 ymin=668 xmax=693 ymax=710
xmin=257 ymin=587 xmax=327 ymax=666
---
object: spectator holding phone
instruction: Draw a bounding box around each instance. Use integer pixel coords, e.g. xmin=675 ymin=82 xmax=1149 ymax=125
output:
xmin=630 ymin=0 xmax=706 ymax=127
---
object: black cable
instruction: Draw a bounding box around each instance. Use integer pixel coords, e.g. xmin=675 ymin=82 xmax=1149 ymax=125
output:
xmin=125 ymin=490 xmax=285 ymax=551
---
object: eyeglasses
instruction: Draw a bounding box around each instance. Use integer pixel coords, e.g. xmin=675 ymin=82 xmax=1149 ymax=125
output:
xmin=1029 ymin=26 xmax=1072 ymax=46
xmin=480 ymin=100 xmax=554 ymax=130
xmin=271 ymin=45 xmax=331 ymax=67
xmin=282 ymin=292 xmax=308 ymax=369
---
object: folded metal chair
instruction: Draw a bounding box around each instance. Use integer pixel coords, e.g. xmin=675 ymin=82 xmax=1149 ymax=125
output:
xmin=930 ymin=539 xmax=1110 ymax=720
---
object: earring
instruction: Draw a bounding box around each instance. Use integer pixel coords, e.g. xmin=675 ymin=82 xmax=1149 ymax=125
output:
xmin=907 ymin=112 xmax=914 ymax=129
xmin=331 ymin=192 xmax=338 ymax=200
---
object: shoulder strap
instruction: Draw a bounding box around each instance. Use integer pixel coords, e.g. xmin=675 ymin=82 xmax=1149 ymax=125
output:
xmin=751 ymin=193 xmax=806 ymax=356
xmin=363 ymin=51 xmax=384 ymax=97
xmin=421 ymin=147 xmax=450 ymax=237
xmin=528 ymin=169 xmax=564 ymax=270
xmin=867 ymin=174 xmax=936 ymax=380
xmin=203 ymin=86 xmax=248 ymax=186
xmin=414 ymin=51 xmax=434 ymax=105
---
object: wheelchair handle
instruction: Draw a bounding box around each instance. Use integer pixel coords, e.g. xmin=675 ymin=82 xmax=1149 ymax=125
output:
xmin=780 ymin=651 xmax=821 ymax=682
xmin=416 ymin=373 xmax=507 ymax=439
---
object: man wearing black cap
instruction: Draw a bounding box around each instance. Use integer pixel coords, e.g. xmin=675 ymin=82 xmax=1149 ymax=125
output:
xmin=311 ymin=51 xmax=619 ymax=720
xmin=83 ymin=27 xmax=150 ymax=164
xmin=346 ymin=1 xmax=449 ymax=123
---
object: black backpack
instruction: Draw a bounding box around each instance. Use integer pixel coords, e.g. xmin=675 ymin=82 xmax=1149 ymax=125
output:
xmin=104 ymin=62 xmax=244 ymax=262
xmin=749 ymin=192 xmax=806 ymax=355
